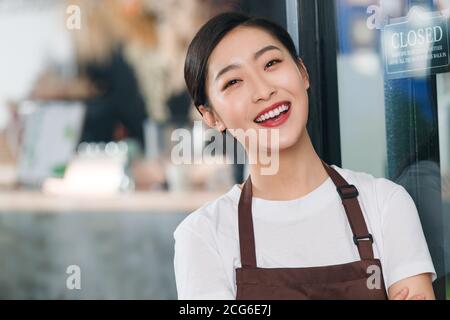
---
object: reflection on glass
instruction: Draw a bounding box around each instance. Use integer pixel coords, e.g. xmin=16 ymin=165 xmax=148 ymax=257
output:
xmin=437 ymin=72 xmax=450 ymax=299
xmin=335 ymin=0 xmax=449 ymax=299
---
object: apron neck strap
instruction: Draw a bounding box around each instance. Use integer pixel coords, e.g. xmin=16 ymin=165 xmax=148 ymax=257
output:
xmin=238 ymin=160 xmax=375 ymax=268
xmin=238 ymin=175 xmax=258 ymax=268
xmin=320 ymin=160 xmax=375 ymax=260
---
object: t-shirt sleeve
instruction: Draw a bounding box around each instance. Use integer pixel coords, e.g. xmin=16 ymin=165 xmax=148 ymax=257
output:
xmin=380 ymin=184 xmax=437 ymax=289
xmin=173 ymin=215 xmax=235 ymax=300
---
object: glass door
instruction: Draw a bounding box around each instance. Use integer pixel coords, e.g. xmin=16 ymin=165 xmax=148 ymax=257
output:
xmin=287 ymin=0 xmax=450 ymax=299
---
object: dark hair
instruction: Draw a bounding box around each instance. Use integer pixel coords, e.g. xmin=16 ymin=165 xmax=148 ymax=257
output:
xmin=184 ymin=12 xmax=301 ymax=114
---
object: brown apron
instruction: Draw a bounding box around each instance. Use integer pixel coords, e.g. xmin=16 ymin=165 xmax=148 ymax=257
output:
xmin=236 ymin=160 xmax=388 ymax=300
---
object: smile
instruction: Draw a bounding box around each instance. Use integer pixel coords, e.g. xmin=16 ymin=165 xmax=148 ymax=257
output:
xmin=254 ymin=102 xmax=291 ymax=127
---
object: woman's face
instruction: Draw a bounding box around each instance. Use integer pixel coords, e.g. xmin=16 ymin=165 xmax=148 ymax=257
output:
xmin=201 ymin=26 xmax=310 ymax=151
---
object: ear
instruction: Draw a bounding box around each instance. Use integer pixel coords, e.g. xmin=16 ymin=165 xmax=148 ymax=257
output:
xmin=297 ymin=58 xmax=310 ymax=90
xmin=198 ymin=105 xmax=226 ymax=132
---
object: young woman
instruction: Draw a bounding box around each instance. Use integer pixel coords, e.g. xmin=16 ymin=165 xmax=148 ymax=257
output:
xmin=174 ymin=12 xmax=436 ymax=300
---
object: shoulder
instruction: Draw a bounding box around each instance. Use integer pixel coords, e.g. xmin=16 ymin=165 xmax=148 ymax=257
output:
xmin=332 ymin=166 xmax=436 ymax=286
xmin=331 ymin=165 xmax=407 ymax=214
xmin=173 ymin=186 xmax=239 ymax=241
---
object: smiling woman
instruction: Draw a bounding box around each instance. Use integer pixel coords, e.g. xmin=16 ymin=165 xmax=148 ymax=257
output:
xmin=174 ymin=12 xmax=436 ymax=300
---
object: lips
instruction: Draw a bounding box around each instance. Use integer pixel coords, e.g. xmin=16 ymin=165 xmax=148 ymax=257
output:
xmin=253 ymin=101 xmax=291 ymax=124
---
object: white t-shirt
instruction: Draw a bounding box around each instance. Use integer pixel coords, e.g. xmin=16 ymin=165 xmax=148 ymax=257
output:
xmin=173 ymin=165 xmax=436 ymax=300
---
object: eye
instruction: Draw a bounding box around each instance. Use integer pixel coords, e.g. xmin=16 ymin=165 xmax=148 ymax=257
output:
xmin=265 ymin=59 xmax=282 ymax=70
xmin=223 ymin=79 xmax=240 ymax=90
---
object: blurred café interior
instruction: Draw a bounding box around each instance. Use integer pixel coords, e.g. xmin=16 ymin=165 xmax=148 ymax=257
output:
xmin=1 ymin=0 xmax=450 ymax=299
xmin=0 ymin=0 xmax=286 ymax=299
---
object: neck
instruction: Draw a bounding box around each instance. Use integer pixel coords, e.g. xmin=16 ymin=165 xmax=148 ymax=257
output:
xmin=246 ymin=130 xmax=329 ymax=200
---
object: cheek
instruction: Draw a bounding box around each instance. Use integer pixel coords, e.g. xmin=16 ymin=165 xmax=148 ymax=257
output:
xmin=275 ymin=67 xmax=306 ymax=94
xmin=274 ymin=68 xmax=309 ymax=117
xmin=211 ymin=97 xmax=249 ymax=128
xmin=215 ymin=91 xmax=251 ymax=123
xmin=227 ymin=106 xmax=250 ymax=128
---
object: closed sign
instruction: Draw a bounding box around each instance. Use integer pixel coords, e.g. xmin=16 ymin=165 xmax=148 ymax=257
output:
xmin=382 ymin=6 xmax=449 ymax=79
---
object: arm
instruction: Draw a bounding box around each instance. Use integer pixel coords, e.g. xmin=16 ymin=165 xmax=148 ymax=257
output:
xmin=388 ymin=273 xmax=435 ymax=300
xmin=174 ymin=219 xmax=235 ymax=300
xmin=378 ymin=183 xmax=437 ymax=299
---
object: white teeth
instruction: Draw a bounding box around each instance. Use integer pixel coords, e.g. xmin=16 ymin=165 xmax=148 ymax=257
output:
xmin=255 ymin=103 xmax=290 ymax=123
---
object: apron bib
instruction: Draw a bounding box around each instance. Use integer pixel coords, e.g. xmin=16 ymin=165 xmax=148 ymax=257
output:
xmin=235 ymin=160 xmax=388 ymax=300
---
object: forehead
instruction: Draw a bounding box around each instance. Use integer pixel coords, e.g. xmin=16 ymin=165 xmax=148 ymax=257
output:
xmin=207 ymin=26 xmax=284 ymax=72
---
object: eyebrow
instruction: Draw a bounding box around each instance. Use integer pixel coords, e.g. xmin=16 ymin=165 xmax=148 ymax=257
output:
xmin=214 ymin=45 xmax=282 ymax=83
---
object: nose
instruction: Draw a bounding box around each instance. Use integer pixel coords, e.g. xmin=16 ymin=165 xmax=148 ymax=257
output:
xmin=251 ymin=74 xmax=276 ymax=103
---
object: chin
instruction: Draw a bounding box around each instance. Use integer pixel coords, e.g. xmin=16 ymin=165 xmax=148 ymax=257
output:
xmin=256 ymin=129 xmax=302 ymax=152
xmin=279 ymin=126 xmax=306 ymax=150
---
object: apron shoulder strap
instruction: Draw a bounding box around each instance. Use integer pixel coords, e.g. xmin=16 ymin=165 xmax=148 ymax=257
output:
xmin=321 ymin=160 xmax=375 ymax=260
xmin=238 ymin=176 xmax=257 ymax=268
